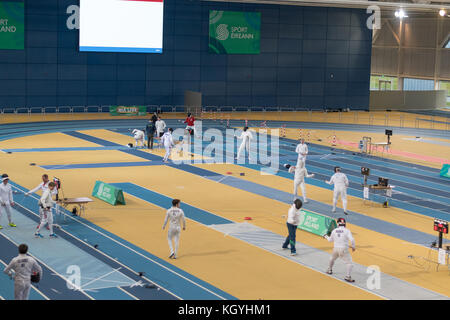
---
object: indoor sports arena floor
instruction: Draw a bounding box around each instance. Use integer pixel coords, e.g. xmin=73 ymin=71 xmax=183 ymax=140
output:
xmin=0 ymin=111 xmax=449 ymax=300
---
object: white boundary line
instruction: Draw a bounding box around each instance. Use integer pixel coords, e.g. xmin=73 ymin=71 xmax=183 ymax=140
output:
xmin=117 ymin=286 xmax=140 ymax=300
xmin=0 ymin=233 xmax=93 ymax=300
xmin=10 ymin=188 xmax=180 ymax=300
xmin=10 ymin=185 xmax=208 ymax=300
xmin=121 ymin=184 xmax=388 ymax=299
xmin=94 ymin=183 xmax=232 ymax=300
xmin=126 ymin=181 xmax=450 ymax=299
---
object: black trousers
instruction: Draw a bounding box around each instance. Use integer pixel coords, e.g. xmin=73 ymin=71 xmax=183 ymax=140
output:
xmin=282 ymin=222 xmax=297 ymax=253
xmin=147 ymin=134 xmax=154 ymax=149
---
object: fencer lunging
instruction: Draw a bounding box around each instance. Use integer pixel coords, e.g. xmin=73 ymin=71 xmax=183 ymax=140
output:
xmin=132 ymin=129 xmax=146 ymax=148
xmin=162 ymin=199 xmax=186 ymax=259
xmin=236 ymin=127 xmax=253 ymax=160
xmin=35 ymin=182 xmax=58 ymax=238
xmin=285 ymin=160 xmax=315 ymax=203
xmin=324 ymin=217 xmax=356 ymax=283
xmin=326 ymin=167 xmax=349 ymax=215
xmin=161 ymin=128 xmax=175 ymax=162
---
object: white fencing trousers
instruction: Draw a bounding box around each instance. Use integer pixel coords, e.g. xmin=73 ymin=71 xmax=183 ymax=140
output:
xmin=328 ymin=247 xmax=353 ymax=277
xmin=237 ymin=142 xmax=250 ymax=159
xmin=0 ymin=204 xmax=12 ymax=224
xmin=14 ymin=279 xmax=31 ymax=300
xmin=167 ymin=226 xmax=181 ymax=256
xmin=297 ymin=155 xmax=306 ymax=166
xmin=134 ymin=137 xmax=145 ymax=147
xmin=36 ymin=209 xmax=53 ymax=234
xmin=333 ymin=186 xmax=347 ymax=211
xmin=163 ymin=146 xmax=172 ymax=161
xmin=294 ymin=180 xmax=307 ymax=201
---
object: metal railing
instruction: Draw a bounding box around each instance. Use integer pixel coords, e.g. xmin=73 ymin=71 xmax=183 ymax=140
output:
xmin=0 ymin=106 xmax=449 ymax=130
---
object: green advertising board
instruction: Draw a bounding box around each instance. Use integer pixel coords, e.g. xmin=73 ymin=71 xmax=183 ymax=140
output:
xmin=209 ymin=10 xmax=260 ymax=54
xmin=110 ymin=106 xmax=147 ymax=116
xmin=92 ymin=181 xmax=126 ymax=206
xmin=440 ymin=164 xmax=450 ymax=179
xmin=0 ymin=2 xmax=24 ymax=50
xmin=297 ymin=210 xmax=337 ymax=237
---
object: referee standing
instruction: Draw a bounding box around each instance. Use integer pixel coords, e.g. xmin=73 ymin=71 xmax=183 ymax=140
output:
xmin=282 ymin=199 xmax=303 ymax=256
xmin=146 ymin=120 xmax=156 ymax=150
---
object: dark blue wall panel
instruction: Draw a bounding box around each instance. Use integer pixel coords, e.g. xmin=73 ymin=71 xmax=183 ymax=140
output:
xmin=0 ymin=0 xmax=372 ymax=109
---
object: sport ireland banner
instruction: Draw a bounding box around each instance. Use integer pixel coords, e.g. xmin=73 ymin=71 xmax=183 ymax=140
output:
xmin=92 ymin=181 xmax=125 ymax=206
xmin=110 ymin=106 xmax=147 ymax=116
xmin=297 ymin=210 xmax=337 ymax=237
xmin=440 ymin=164 xmax=450 ymax=179
xmin=0 ymin=2 xmax=24 ymax=50
xmin=209 ymin=10 xmax=260 ymax=54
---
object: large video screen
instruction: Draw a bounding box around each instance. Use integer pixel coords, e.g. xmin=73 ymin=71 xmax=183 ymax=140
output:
xmin=79 ymin=0 xmax=163 ymax=53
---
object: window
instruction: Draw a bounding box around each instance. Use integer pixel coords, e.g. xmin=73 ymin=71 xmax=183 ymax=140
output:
xmin=439 ymin=81 xmax=450 ymax=107
xmin=370 ymin=75 xmax=398 ymax=90
xmin=403 ymin=78 xmax=434 ymax=91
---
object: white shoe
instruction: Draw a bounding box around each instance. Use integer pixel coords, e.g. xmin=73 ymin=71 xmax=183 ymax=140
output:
xmin=303 ymin=199 xmax=309 ymax=204
xmin=290 ymin=252 xmax=297 ymax=256
xmin=332 ymin=208 xmax=336 ymax=213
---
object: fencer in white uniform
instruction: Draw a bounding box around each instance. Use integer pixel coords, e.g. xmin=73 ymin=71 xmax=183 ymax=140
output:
xmin=4 ymin=244 xmax=43 ymax=300
xmin=0 ymin=174 xmax=16 ymax=229
xmin=236 ymin=127 xmax=253 ymax=160
xmin=25 ymin=174 xmax=58 ymax=230
xmin=324 ymin=218 xmax=355 ymax=282
xmin=155 ymin=117 xmax=166 ymax=137
xmin=162 ymin=199 xmax=186 ymax=259
xmin=285 ymin=160 xmax=315 ymax=203
xmin=35 ymin=182 xmax=58 ymax=238
xmin=132 ymin=129 xmax=145 ymax=148
xmin=326 ymin=167 xmax=349 ymax=215
xmin=161 ymin=128 xmax=175 ymax=162
xmin=295 ymin=139 xmax=308 ymax=166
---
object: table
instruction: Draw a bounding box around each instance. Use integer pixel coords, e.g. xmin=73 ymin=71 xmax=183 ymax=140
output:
xmin=363 ymin=185 xmax=393 ymax=207
xmin=370 ymin=142 xmax=390 ymax=154
xmin=58 ymin=197 xmax=93 ymax=218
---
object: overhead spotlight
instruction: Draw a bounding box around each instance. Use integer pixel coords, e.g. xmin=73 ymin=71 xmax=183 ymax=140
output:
xmin=395 ymin=9 xmax=407 ymax=19
xmin=439 ymin=9 xmax=446 ymax=17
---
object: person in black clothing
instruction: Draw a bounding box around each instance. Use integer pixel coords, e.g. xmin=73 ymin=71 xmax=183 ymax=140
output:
xmin=146 ymin=121 xmax=156 ymax=149
xmin=151 ymin=112 xmax=158 ymax=124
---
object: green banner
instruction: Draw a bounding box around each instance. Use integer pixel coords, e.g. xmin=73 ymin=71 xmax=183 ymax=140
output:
xmin=209 ymin=10 xmax=260 ymax=54
xmin=297 ymin=210 xmax=337 ymax=237
xmin=0 ymin=2 xmax=24 ymax=50
xmin=440 ymin=164 xmax=450 ymax=178
xmin=92 ymin=181 xmax=126 ymax=206
xmin=110 ymin=106 xmax=146 ymax=116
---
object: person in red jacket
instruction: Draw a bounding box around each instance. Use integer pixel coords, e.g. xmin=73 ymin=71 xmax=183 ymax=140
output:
xmin=184 ymin=113 xmax=195 ymax=137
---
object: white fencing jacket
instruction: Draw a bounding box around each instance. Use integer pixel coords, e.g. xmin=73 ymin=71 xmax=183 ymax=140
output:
xmin=155 ymin=120 xmax=166 ymax=133
xmin=4 ymin=254 xmax=43 ymax=283
xmin=39 ymin=189 xmax=56 ymax=209
xmin=325 ymin=226 xmax=355 ymax=249
xmin=27 ymin=181 xmax=58 ymax=196
xmin=327 ymin=172 xmax=349 ymax=188
xmin=238 ymin=131 xmax=253 ymax=145
xmin=163 ymin=207 xmax=186 ymax=230
xmin=161 ymin=132 xmax=175 ymax=148
xmin=0 ymin=183 xmax=13 ymax=205
xmin=289 ymin=166 xmax=314 ymax=183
